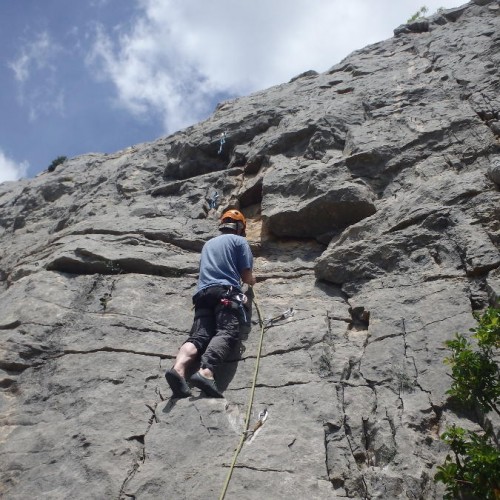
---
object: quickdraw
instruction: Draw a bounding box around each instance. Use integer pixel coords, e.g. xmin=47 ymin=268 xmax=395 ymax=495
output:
xmin=244 ymin=408 xmax=269 ymax=440
xmin=207 ymin=190 xmax=219 ymax=209
xmin=264 ymin=307 xmax=295 ymax=328
xmin=217 ymin=131 xmax=227 ymax=155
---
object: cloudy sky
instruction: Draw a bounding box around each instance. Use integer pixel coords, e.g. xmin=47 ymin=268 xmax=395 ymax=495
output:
xmin=1 ymin=0 xmax=463 ymax=183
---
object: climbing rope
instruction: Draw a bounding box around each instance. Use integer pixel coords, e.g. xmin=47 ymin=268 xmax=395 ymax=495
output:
xmin=219 ymin=289 xmax=265 ymax=500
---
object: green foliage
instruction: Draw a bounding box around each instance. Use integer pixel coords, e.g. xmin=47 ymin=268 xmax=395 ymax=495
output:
xmin=445 ymin=308 xmax=500 ymax=415
xmin=435 ymin=308 xmax=500 ymax=499
xmin=435 ymin=426 xmax=500 ymax=499
xmin=473 ymin=307 xmax=500 ymax=349
xmin=47 ymin=155 xmax=67 ymax=172
xmin=397 ymin=370 xmax=415 ymax=393
xmin=407 ymin=5 xmax=428 ymax=23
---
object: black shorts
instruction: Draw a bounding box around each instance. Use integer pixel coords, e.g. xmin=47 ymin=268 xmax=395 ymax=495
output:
xmin=185 ymin=286 xmax=241 ymax=372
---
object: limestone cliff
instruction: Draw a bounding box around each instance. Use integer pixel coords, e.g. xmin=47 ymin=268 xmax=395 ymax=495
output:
xmin=1 ymin=1 xmax=499 ymax=499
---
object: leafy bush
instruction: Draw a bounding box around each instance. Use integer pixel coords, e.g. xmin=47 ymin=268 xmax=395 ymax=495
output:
xmin=407 ymin=6 xmax=429 ymax=23
xmin=446 ymin=307 xmax=500 ymax=416
xmin=435 ymin=308 xmax=500 ymax=499
xmin=47 ymin=155 xmax=67 ymax=172
xmin=435 ymin=426 xmax=500 ymax=499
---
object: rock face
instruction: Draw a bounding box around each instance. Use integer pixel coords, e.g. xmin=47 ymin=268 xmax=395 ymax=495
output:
xmin=1 ymin=2 xmax=500 ymax=499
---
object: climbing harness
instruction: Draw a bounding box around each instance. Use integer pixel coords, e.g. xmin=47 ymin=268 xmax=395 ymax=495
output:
xmin=219 ymin=295 xmax=294 ymax=500
xmin=218 ymin=132 xmax=227 ymax=155
xmin=233 ymin=292 xmax=249 ymax=325
xmin=219 ymin=287 xmax=249 ymax=323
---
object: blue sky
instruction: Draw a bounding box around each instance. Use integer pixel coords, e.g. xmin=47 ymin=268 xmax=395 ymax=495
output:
xmin=0 ymin=0 xmax=462 ymax=183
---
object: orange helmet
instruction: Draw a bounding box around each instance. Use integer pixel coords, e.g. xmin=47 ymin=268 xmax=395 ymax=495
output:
xmin=220 ymin=209 xmax=246 ymax=235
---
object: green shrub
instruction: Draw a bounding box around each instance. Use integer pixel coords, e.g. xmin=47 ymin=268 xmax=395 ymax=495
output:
xmin=445 ymin=307 xmax=500 ymax=415
xmin=407 ymin=6 xmax=428 ymax=23
xmin=47 ymin=155 xmax=67 ymax=172
xmin=435 ymin=308 xmax=500 ymax=499
xmin=435 ymin=426 xmax=500 ymax=499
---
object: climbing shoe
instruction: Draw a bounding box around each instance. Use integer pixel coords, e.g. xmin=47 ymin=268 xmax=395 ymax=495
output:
xmin=189 ymin=372 xmax=224 ymax=398
xmin=165 ymin=368 xmax=191 ymax=398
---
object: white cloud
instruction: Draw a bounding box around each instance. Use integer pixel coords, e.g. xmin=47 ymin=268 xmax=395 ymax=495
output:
xmin=88 ymin=0 xmax=463 ymax=134
xmin=27 ymin=89 xmax=66 ymax=122
xmin=9 ymin=32 xmax=65 ymax=120
xmin=9 ymin=32 xmax=56 ymax=83
xmin=0 ymin=150 xmax=28 ymax=184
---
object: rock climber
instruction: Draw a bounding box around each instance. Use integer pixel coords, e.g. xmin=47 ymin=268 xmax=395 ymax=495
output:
xmin=165 ymin=209 xmax=256 ymax=398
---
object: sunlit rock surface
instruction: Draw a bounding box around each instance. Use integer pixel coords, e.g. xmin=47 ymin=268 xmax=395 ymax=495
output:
xmin=1 ymin=2 xmax=499 ymax=498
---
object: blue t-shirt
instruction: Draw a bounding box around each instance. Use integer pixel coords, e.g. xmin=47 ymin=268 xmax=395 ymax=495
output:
xmin=197 ymin=234 xmax=253 ymax=292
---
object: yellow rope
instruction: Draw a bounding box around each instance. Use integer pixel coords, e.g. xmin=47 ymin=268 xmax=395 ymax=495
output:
xmin=219 ymin=290 xmax=265 ymax=500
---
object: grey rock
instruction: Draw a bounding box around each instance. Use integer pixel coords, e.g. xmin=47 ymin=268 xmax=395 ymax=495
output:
xmin=1 ymin=3 xmax=499 ymax=500
xmin=486 ymin=268 xmax=500 ymax=307
xmin=394 ymin=20 xmax=430 ymax=36
xmin=441 ymin=5 xmax=469 ymax=22
xmin=289 ymin=69 xmax=319 ymax=83
xmin=489 ymin=156 xmax=500 ymax=185
xmin=261 ymin=155 xmax=376 ymax=239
